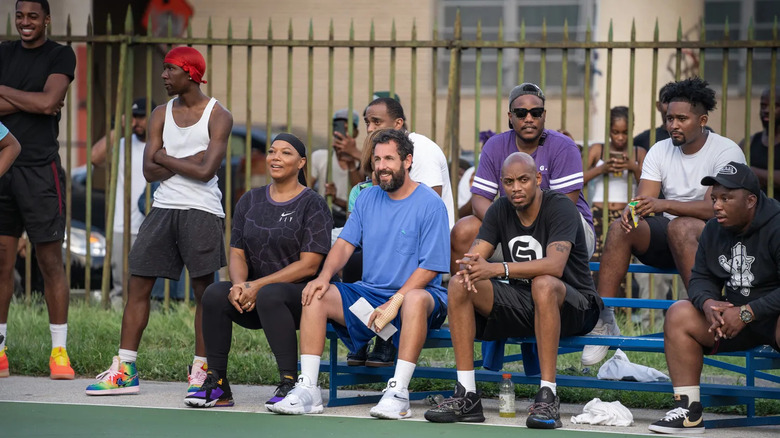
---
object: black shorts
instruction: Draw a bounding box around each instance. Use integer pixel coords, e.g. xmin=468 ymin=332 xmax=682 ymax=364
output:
xmin=0 ymin=161 xmax=66 ymax=243
xmin=635 ymin=215 xmax=677 ymax=269
xmin=707 ymin=315 xmax=780 ymax=354
xmin=475 ymin=279 xmax=602 ymax=341
xmin=129 ymin=207 xmax=226 ymax=280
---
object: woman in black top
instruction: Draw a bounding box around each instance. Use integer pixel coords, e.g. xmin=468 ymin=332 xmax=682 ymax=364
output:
xmin=186 ymin=133 xmax=332 ymax=410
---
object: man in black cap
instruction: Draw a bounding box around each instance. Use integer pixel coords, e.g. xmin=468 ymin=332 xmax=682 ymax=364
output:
xmin=649 ymin=161 xmax=780 ymax=434
xmin=91 ymin=97 xmax=157 ymax=306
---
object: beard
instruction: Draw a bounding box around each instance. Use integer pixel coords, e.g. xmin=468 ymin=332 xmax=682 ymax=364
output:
xmin=376 ymin=167 xmax=406 ymax=193
xmin=671 ymin=133 xmax=685 ymax=146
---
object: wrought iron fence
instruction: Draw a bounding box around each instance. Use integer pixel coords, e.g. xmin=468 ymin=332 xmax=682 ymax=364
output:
xmin=5 ymin=8 xmax=778 ymax=308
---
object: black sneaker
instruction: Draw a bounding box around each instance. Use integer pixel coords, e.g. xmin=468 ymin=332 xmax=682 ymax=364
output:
xmin=424 ymin=382 xmax=485 ymax=423
xmin=184 ymin=370 xmax=235 ymax=408
xmin=648 ymin=394 xmax=704 ymax=434
xmin=347 ymin=343 xmax=369 ymax=366
xmin=265 ymin=375 xmax=297 ymax=411
xmin=526 ymin=387 xmax=562 ymax=429
xmin=366 ymin=337 xmax=397 ymax=367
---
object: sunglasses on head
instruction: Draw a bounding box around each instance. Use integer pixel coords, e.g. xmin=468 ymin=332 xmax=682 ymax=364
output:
xmin=511 ymin=107 xmax=545 ymax=119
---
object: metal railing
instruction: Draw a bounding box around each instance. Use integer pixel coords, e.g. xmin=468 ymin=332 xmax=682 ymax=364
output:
xmin=6 ymin=8 xmax=778 ymax=308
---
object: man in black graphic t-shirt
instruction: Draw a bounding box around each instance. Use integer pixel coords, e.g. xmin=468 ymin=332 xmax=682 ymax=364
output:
xmin=425 ymin=152 xmax=601 ymax=429
xmin=0 ymin=0 xmax=76 ymax=380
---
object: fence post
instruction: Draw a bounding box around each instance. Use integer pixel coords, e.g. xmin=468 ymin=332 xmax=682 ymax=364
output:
xmin=445 ymin=9 xmax=461 ymax=190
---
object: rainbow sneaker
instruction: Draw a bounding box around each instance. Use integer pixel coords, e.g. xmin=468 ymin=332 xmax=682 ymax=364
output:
xmin=0 ymin=347 xmax=9 ymax=378
xmin=187 ymin=360 xmax=208 ymax=395
xmin=85 ymin=356 xmax=139 ymax=395
xmin=49 ymin=347 xmax=75 ymax=380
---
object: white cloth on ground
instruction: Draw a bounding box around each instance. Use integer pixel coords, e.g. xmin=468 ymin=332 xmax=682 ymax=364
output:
xmin=571 ymin=398 xmax=634 ymax=426
xmin=597 ymin=348 xmax=670 ymax=382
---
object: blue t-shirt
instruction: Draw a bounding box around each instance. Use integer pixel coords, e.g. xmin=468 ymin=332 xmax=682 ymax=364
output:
xmin=339 ymin=184 xmax=449 ymax=295
xmin=0 ymin=122 xmax=8 ymax=141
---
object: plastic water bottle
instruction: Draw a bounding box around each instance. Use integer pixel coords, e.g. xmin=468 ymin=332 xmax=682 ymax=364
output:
xmin=499 ymin=373 xmax=516 ymax=417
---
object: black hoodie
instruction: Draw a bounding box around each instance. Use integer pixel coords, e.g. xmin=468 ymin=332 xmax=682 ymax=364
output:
xmin=689 ymin=192 xmax=780 ymax=321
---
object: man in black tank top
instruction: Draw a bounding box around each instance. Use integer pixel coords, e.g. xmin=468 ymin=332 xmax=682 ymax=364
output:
xmin=740 ymin=87 xmax=780 ymax=201
xmin=86 ymin=47 xmax=234 ymax=397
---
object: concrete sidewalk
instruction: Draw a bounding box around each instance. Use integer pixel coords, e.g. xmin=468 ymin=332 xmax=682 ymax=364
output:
xmin=1 ymin=376 xmax=779 ymax=437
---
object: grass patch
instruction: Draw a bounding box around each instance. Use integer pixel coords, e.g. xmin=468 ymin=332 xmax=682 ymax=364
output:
xmin=5 ymin=297 xmax=779 ymax=415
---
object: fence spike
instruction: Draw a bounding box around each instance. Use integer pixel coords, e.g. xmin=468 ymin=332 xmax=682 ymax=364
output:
xmin=266 ymin=18 xmax=271 ymax=39
xmin=563 ymin=18 xmax=568 ymax=41
xmin=309 ymin=18 xmax=313 ymax=39
xmin=207 ymin=17 xmax=212 ymax=39
xmin=724 ymin=16 xmax=729 ymax=39
xmin=125 ymin=5 xmax=133 ymax=34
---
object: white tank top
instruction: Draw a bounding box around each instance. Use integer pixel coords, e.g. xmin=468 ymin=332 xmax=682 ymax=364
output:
xmin=590 ymin=159 xmax=635 ymax=204
xmin=153 ymin=97 xmax=224 ymax=217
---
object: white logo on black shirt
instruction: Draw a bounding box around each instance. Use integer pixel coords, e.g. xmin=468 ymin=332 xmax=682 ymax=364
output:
xmin=506 ymin=235 xmax=544 ymax=284
xmin=279 ymin=211 xmax=294 ymax=222
xmin=718 ymin=242 xmax=755 ymax=297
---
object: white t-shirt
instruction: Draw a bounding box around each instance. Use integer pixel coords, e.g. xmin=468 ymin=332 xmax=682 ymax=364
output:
xmin=310 ymin=148 xmax=350 ymax=212
xmin=408 ymin=132 xmax=455 ymax=229
xmin=642 ymin=132 xmax=746 ymax=219
xmin=590 ymin=160 xmax=635 ymax=204
xmin=458 ymin=166 xmax=475 ymax=208
xmin=114 ymin=134 xmax=147 ymax=234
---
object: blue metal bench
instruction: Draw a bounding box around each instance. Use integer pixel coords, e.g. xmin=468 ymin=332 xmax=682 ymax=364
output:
xmin=317 ymin=263 xmax=780 ymax=428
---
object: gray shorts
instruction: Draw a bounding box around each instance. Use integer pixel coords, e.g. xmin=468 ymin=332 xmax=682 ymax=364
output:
xmin=129 ymin=207 xmax=226 ymax=280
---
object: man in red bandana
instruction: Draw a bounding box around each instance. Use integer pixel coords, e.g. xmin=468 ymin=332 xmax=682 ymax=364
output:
xmin=86 ymin=47 xmax=234 ymax=399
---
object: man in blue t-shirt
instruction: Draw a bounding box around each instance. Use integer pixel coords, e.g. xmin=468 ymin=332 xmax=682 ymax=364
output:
xmin=273 ymin=129 xmax=450 ymax=420
xmin=425 ymin=152 xmax=601 ymax=429
xmin=450 ymin=82 xmax=595 ymax=275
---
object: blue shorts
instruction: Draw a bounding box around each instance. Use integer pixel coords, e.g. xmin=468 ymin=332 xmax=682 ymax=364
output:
xmin=332 ymin=281 xmax=447 ymax=353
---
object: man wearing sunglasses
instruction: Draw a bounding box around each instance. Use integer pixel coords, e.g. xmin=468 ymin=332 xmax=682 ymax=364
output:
xmin=451 ymin=83 xmax=595 ymax=275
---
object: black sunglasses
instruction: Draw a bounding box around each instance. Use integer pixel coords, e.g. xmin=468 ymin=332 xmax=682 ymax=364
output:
xmin=511 ymin=107 xmax=545 ymax=119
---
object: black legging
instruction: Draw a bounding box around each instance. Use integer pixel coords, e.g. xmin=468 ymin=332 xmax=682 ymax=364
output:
xmin=202 ymin=281 xmax=304 ymax=376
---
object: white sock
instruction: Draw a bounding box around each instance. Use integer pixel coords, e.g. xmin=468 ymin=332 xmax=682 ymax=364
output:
xmin=457 ymin=369 xmax=477 ymax=393
xmin=193 ymin=356 xmax=207 ymax=368
xmin=118 ymin=349 xmax=138 ymax=364
xmin=540 ymin=380 xmax=557 ymax=395
xmin=0 ymin=323 xmax=6 ymax=350
xmin=50 ymin=324 xmax=67 ymax=349
xmin=673 ymin=386 xmax=700 ymax=404
xmin=390 ymin=359 xmax=416 ymax=390
xmin=300 ymin=354 xmax=321 ymax=385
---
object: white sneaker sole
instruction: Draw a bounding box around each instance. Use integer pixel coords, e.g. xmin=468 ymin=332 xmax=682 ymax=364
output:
xmin=273 ymin=403 xmax=324 ymax=415
xmin=85 ymin=386 xmax=140 ymax=396
xmin=648 ymin=424 xmax=704 ymax=434
xmin=369 ymin=407 xmax=412 ymax=419
xmin=184 ymin=398 xmax=217 ymax=408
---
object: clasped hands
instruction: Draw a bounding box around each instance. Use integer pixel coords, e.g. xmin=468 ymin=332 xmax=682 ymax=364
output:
xmin=229 ymin=281 xmax=258 ymax=313
xmin=454 ymin=253 xmax=498 ymax=292
xmin=704 ymin=300 xmax=745 ymax=341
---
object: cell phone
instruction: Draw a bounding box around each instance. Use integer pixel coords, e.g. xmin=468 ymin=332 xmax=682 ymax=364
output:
xmin=333 ymin=119 xmax=347 ymax=137
xmin=609 ymin=151 xmax=625 ymax=162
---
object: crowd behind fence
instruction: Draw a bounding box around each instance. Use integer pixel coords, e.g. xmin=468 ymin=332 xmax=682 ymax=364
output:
xmin=3 ymin=9 xmax=778 ymax=309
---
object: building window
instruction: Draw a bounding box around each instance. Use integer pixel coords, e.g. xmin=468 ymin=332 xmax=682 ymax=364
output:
xmin=703 ymin=0 xmax=780 ymax=94
xmin=438 ymin=0 xmax=596 ymax=96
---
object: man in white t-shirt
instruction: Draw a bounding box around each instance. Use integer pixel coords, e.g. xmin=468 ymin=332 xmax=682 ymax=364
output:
xmin=582 ymin=77 xmax=747 ymax=366
xmin=309 ymin=109 xmax=362 ymax=227
xmin=91 ymin=97 xmax=156 ymax=302
xmin=363 ymin=97 xmax=455 ymax=228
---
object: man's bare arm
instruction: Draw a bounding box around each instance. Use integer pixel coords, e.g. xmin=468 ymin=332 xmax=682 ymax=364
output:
xmin=471 ymin=194 xmax=493 ymax=220
xmin=505 ymin=240 xmax=572 ymax=279
xmin=142 ymin=106 xmax=175 ymax=182
xmin=0 ymin=131 xmax=21 ymax=176
xmin=153 ymin=104 xmax=233 ymax=182
xmin=0 ymin=73 xmax=70 ymax=115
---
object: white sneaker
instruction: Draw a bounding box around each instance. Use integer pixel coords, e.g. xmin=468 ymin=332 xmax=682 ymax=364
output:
xmin=581 ymin=314 xmax=620 ymax=366
xmin=272 ymin=375 xmax=324 ymax=415
xmin=369 ymin=379 xmax=412 ymax=419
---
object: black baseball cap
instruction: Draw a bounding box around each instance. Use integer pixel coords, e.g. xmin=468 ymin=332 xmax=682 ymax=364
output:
xmin=131 ymin=97 xmax=156 ymax=116
xmin=701 ymin=161 xmax=761 ymax=196
xmin=508 ymin=83 xmax=545 ymax=109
